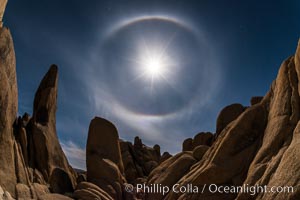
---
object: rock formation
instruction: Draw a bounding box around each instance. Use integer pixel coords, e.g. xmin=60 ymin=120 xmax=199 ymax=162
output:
xmin=215 ymin=103 xmax=246 ymax=136
xmin=86 ymin=117 xmax=125 ymax=200
xmin=192 ymin=145 xmax=209 ymax=161
xmin=236 ymin=43 xmax=300 ymax=200
xmin=146 ymin=152 xmax=196 ymax=200
xmin=0 ymin=0 xmax=7 ymax=27
xmin=74 ymin=182 xmax=113 ymax=200
xmin=120 ymin=137 xmax=162 ymax=184
xmin=29 ymin=65 xmax=76 ymax=193
xmin=0 ymin=3 xmax=76 ymax=198
xmin=159 ymin=151 xmax=172 ymax=163
xmin=182 ymin=132 xmax=213 ymax=151
xmin=0 ymin=19 xmax=18 ymax=196
xmin=1 ymin=1 xmax=300 ymax=200
xmin=250 ymin=96 xmax=263 ymax=106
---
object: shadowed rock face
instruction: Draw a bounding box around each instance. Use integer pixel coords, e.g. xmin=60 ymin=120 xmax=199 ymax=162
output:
xmin=146 ymin=152 xmax=196 ymax=200
xmin=236 ymin=42 xmax=300 ymax=200
xmin=182 ymin=132 xmax=214 ymax=151
xmin=0 ymin=26 xmax=18 ymax=196
xmin=30 ymin=65 xmax=76 ymax=194
xmin=250 ymin=96 xmax=263 ymax=106
xmin=216 ymin=103 xmax=245 ymax=136
xmin=74 ymin=182 xmax=114 ymax=200
xmin=120 ymin=137 xmax=162 ymax=184
xmin=86 ymin=117 xmax=125 ymax=200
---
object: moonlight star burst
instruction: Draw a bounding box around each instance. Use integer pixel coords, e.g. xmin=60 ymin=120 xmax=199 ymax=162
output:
xmin=129 ymin=34 xmax=178 ymax=92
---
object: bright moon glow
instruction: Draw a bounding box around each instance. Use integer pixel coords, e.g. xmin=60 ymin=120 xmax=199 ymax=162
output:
xmin=128 ymin=35 xmax=178 ymax=91
xmin=143 ymin=53 xmax=166 ymax=77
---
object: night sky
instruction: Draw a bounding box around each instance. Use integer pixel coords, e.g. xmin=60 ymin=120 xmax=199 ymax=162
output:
xmin=5 ymin=0 xmax=300 ymax=169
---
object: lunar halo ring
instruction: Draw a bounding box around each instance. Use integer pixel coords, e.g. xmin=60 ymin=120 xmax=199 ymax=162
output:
xmin=101 ymin=14 xmax=219 ymax=122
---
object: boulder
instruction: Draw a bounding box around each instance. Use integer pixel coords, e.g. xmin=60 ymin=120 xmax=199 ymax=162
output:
xmin=49 ymin=168 xmax=74 ymax=194
xmin=30 ymin=183 xmax=49 ymax=199
xmin=146 ymin=152 xmax=196 ymax=200
xmin=15 ymin=184 xmax=31 ymax=199
xmin=182 ymin=132 xmax=213 ymax=152
xmin=74 ymin=182 xmax=113 ymax=200
xmin=192 ymin=145 xmax=209 ymax=161
xmin=153 ymin=144 xmax=160 ymax=157
xmin=159 ymin=152 xmax=172 ymax=163
xmin=193 ymin=132 xmax=213 ymax=148
xmin=86 ymin=117 xmax=125 ymax=199
xmin=87 ymin=158 xmax=123 ymax=199
xmin=182 ymin=138 xmax=193 ymax=151
xmin=216 ymin=103 xmax=245 ymax=135
xmin=87 ymin=117 xmax=124 ymax=174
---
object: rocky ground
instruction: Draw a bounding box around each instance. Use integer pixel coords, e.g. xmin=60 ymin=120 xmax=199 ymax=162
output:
xmin=0 ymin=1 xmax=300 ymax=200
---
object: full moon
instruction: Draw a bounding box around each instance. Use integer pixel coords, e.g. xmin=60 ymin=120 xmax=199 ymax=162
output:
xmin=141 ymin=49 xmax=170 ymax=80
xmin=131 ymin=38 xmax=175 ymax=87
xmin=144 ymin=55 xmax=163 ymax=76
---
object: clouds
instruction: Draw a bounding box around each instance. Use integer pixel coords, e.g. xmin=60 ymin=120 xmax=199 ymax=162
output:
xmin=61 ymin=141 xmax=86 ymax=170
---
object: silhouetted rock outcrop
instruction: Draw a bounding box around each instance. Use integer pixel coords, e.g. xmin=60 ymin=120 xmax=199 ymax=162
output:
xmin=182 ymin=132 xmax=213 ymax=151
xmin=120 ymin=137 xmax=162 ymax=184
xmin=86 ymin=117 xmax=125 ymax=200
xmin=159 ymin=152 xmax=172 ymax=163
xmin=29 ymin=65 xmax=76 ymax=194
xmin=216 ymin=103 xmax=245 ymax=136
